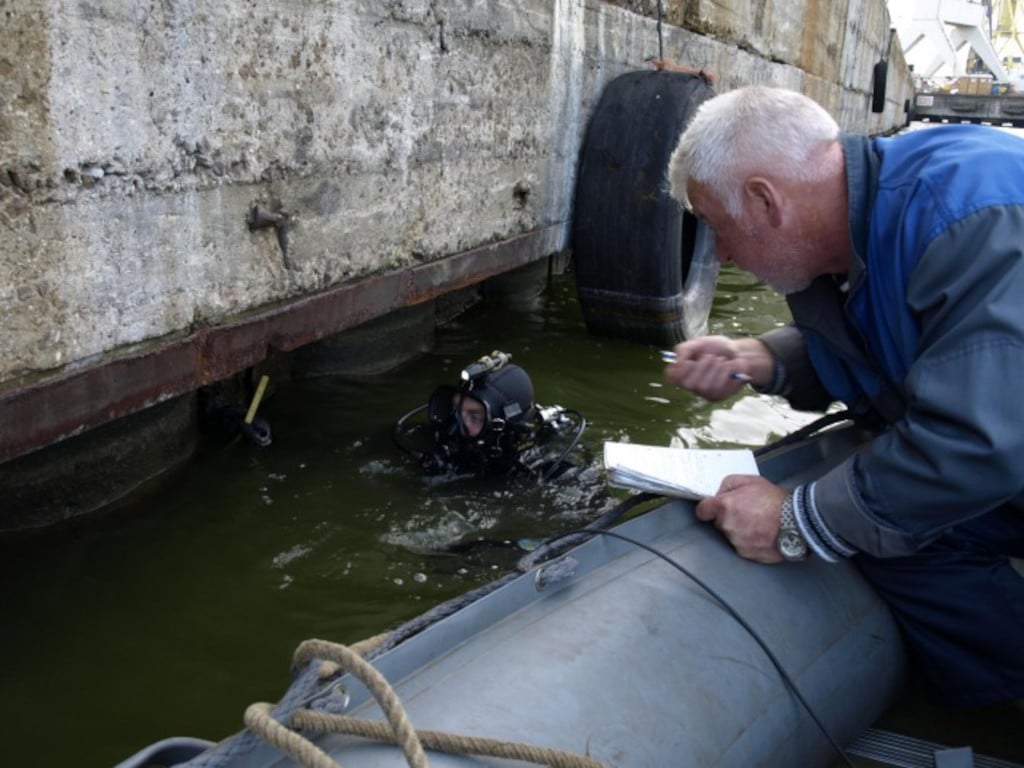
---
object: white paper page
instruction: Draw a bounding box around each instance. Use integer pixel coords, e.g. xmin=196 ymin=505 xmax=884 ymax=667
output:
xmin=603 ymin=442 xmax=758 ymax=498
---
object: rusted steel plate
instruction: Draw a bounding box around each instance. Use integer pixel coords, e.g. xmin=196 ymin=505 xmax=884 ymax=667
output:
xmin=0 ymin=227 xmax=562 ymax=464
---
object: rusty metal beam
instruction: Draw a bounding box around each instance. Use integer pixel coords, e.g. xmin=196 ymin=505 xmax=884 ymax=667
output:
xmin=0 ymin=226 xmax=564 ymax=465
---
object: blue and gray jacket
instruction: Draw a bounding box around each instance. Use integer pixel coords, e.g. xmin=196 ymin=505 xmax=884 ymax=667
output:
xmin=758 ymin=125 xmax=1024 ymax=560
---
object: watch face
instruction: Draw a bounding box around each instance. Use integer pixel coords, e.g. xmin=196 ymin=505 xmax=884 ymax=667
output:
xmin=778 ymin=529 xmax=808 ymax=560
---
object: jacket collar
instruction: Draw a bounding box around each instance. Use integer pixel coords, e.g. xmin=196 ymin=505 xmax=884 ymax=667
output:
xmin=841 ymin=133 xmax=881 ymax=288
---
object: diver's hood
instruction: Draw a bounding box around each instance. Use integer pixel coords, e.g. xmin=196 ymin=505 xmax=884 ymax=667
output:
xmin=428 ymin=385 xmax=461 ymax=427
xmin=468 ymin=364 xmax=535 ymax=424
xmin=427 ymin=364 xmax=535 ymax=430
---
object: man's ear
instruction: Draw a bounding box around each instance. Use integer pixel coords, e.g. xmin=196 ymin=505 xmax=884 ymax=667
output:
xmin=743 ymin=177 xmax=783 ymax=228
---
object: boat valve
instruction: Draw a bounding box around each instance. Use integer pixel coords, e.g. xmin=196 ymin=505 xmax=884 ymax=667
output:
xmin=534 ymin=555 xmax=578 ymax=591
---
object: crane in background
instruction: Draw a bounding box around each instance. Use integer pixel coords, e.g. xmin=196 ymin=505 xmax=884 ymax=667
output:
xmin=889 ymin=0 xmax=1009 ymax=81
xmin=992 ymin=0 xmax=1024 ymax=85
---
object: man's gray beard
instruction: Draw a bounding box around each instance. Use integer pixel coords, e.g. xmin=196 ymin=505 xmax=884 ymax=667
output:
xmin=761 ymin=245 xmax=811 ymax=295
xmin=769 ymin=276 xmax=812 ymax=295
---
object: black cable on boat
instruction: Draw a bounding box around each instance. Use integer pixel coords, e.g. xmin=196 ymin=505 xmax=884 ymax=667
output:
xmin=363 ymin=491 xmax=660 ymax=660
xmin=752 ymin=409 xmax=856 ymax=457
xmin=542 ymin=526 xmax=859 ymax=768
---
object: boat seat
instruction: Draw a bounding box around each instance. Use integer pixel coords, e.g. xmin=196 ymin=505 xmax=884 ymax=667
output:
xmin=847 ymin=727 xmax=1023 ymax=768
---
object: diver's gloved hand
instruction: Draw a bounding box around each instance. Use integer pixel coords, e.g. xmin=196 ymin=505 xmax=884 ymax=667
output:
xmin=421 ymin=453 xmax=441 ymax=474
xmin=239 ymin=417 xmax=272 ymax=447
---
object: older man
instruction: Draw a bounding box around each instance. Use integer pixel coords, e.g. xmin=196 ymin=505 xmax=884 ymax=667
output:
xmin=663 ymin=86 xmax=1024 ymax=708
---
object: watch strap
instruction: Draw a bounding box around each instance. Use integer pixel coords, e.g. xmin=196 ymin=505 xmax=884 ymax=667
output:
xmin=779 ymin=493 xmax=798 ymax=530
xmin=776 ymin=493 xmax=809 ymax=561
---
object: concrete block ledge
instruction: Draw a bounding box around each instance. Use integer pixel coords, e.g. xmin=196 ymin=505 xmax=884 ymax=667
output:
xmin=0 ymin=225 xmax=564 ymax=466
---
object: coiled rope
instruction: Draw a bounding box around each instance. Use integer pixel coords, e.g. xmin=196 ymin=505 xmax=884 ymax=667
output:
xmin=292 ymin=710 xmax=606 ymax=768
xmin=243 ymin=637 xmax=607 ymax=768
xmin=244 ymin=703 xmax=338 ymax=768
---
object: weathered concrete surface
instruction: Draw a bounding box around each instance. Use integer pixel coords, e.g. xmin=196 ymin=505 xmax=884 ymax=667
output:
xmin=0 ymin=0 xmax=912 ymax=470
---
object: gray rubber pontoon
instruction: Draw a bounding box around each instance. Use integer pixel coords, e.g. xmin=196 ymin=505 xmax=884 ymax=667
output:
xmin=117 ymin=425 xmax=907 ymax=768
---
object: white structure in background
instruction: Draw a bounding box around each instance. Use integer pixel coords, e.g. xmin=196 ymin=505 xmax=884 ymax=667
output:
xmin=992 ymin=0 xmax=1024 ymax=82
xmin=889 ymin=0 xmax=1009 ymax=81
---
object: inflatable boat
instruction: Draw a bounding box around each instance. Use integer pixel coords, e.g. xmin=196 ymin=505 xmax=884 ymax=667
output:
xmin=116 ymin=422 xmax=930 ymax=768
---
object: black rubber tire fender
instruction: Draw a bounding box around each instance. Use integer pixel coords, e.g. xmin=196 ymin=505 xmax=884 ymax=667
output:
xmin=572 ymin=70 xmax=717 ymax=346
xmin=872 ymin=59 xmax=888 ymax=114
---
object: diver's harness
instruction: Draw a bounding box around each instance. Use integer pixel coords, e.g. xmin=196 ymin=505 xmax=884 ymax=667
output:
xmin=393 ymin=351 xmax=588 ymax=482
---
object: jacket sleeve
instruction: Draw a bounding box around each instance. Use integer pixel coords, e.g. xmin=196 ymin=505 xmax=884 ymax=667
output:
xmin=811 ymin=206 xmax=1024 ymax=558
xmin=755 ymin=326 xmax=834 ymax=412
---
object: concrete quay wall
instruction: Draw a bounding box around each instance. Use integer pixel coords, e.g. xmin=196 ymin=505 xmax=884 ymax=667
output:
xmin=0 ymin=0 xmax=911 ymax=523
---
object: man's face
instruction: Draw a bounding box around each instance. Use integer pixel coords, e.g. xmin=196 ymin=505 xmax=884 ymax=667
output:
xmin=686 ymin=180 xmax=813 ymax=295
xmin=457 ymin=395 xmax=487 ymax=437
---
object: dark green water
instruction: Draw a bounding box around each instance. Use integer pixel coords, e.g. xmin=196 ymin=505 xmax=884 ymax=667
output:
xmin=2 ymin=266 xmax=800 ymax=766
xmin=5 ymin=266 xmax=1018 ymax=767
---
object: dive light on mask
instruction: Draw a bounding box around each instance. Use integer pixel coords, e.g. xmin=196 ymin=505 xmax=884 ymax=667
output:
xmin=460 ymin=350 xmax=511 ymax=386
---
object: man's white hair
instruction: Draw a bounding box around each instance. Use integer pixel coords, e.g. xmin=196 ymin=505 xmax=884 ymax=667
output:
xmin=668 ymin=86 xmax=841 ymax=217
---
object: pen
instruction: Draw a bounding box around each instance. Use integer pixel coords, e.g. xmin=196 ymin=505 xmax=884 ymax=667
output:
xmin=659 ymin=350 xmax=752 ymax=382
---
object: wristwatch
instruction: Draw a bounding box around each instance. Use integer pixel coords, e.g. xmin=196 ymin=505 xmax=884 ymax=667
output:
xmin=776 ymin=494 xmax=808 ymax=561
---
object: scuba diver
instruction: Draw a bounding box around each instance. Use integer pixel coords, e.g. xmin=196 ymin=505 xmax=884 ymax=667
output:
xmin=394 ymin=350 xmax=588 ymax=483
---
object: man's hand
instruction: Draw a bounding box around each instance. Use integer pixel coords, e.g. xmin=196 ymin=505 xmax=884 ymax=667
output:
xmin=695 ymin=475 xmax=787 ymax=563
xmin=663 ymin=335 xmax=774 ymax=400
